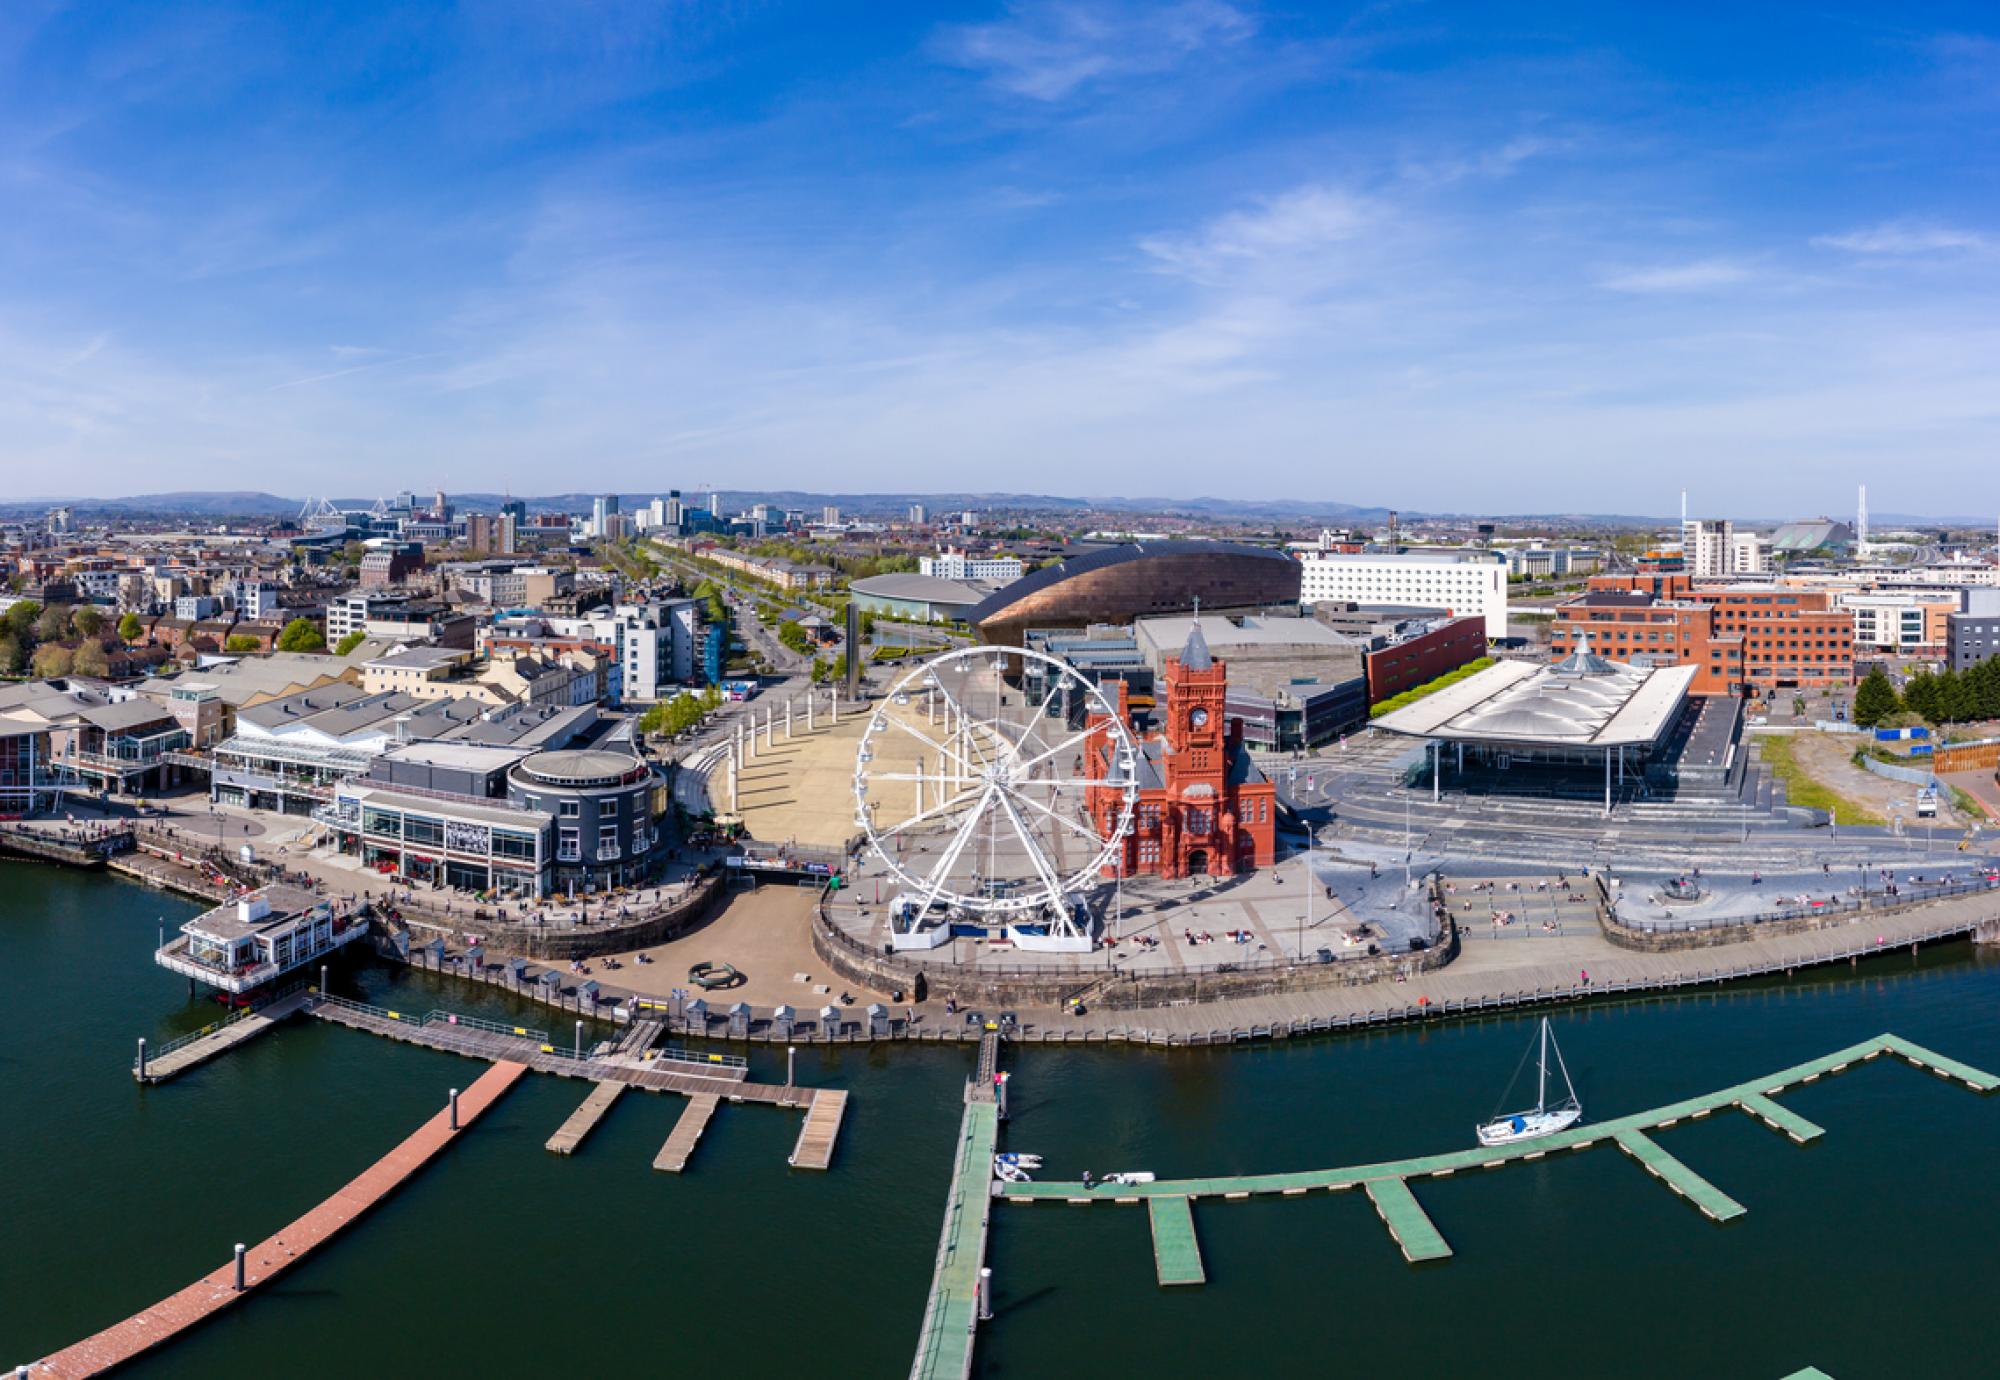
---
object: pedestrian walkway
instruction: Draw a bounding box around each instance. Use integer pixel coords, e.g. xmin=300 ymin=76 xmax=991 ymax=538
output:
xmin=33 ymin=1061 xmax=526 ymax=1379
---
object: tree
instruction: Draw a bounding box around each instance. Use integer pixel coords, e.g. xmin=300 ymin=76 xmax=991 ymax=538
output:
xmin=1852 ymin=666 xmax=1900 ymax=728
xmin=224 ymin=634 xmax=263 ymax=653
xmin=333 ymin=629 xmax=366 ymax=655
xmin=31 ymin=644 xmax=73 ymax=678
xmin=0 ymin=635 xmax=24 ymax=675
xmin=117 ymin=612 xmax=143 ymax=642
xmin=71 ymin=641 xmax=110 ymax=678
xmin=70 ymin=606 xmax=104 ymax=638
xmin=858 ymin=609 xmax=876 ymax=641
xmin=275 ymin=617 xmax=326 ymax=652
xmin=36 ymin=604 xmax=71 ymax=643
xmin=3 ymin=601 xmax=39 ymax=643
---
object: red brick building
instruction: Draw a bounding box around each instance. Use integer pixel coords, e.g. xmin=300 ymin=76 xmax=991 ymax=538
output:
xmin=1551 ymin=574 xmax=1853 ymax=696
xmin=1085 ymin=623 xmax=1278 ymax=880
xmin=1364 ymin=615 xmax=1487 ymax=705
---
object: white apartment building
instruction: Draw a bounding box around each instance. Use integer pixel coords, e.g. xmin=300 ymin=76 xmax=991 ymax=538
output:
xmin=1297 ymin=549 xmax=1509 ymax=639
xmin=232 ymin=579 xmax=280 ymax=620
xmin=1681 ymin=519 xmax=1769 ymax=578
xmin=920 ymin=547 xmax=1024 ymax=582
xmin=530 ymin=599 xmax=700 ymax=703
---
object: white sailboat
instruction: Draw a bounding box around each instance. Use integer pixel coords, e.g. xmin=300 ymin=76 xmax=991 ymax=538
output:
xmin=1475 ymin=1017 xmax=1582 ymax=1147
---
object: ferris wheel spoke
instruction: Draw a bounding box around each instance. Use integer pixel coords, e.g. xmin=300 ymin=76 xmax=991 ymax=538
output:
xmin=1004 ymin=786 xmax=1106 ymax=844
xmin=992 ymin=678 xmax=1070 ymax=763
xmin=881 ymin=716 xmax=981 ymax=779
xmin=873 ymin=785 xmax=985 ymax=840
xmin=1010 ymin=775 xmax=1106 ymax=792
xmin=924 ymin=675 xmax=997 ymax=772
xmin=1011 ymin=725 xmax=1099 ymax=777
xmin=914 ymin=781 xmax=998 ymax=914
xmin=994 ymin=787 xmax=1072 ymax=915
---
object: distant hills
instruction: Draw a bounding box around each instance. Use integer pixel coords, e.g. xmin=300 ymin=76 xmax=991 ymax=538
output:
xmin=0 ymin=488 xmax=1982 ymax=529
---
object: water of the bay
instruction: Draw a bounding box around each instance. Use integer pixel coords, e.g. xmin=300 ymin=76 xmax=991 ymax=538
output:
xmin=3 ymin=859 xmax=1997 ymax=1378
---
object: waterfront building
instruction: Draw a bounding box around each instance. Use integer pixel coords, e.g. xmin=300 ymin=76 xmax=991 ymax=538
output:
xmin=920 ymin=548 xmax=1024 ymax=582
xmin=849 ymin=572 xmax=990 ymax=624
xmin=1552 ymin=574 xmax=1854 ymax=695
xmin=970 ymin=541 xmax=1300 ymax=647
xmin=1297 ymin=547 xmax=1509 ymax=640
xmin=1084 ymin=622 xmax=1277 ymax=879
xmin=1947 ymin=589 xmax=2000 ymax=671
xmin=155 ymin=887 xmax=365 ymax=994
xmin=1373 ymin=634 xmax=1698 ymax=810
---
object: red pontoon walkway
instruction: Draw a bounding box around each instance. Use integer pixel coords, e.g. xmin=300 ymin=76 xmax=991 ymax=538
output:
xmin=31 ymin=1060 xmax=528 ymax=1378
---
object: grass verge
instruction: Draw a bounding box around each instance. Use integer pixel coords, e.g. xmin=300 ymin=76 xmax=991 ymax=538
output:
xmin=1758 ymin=734 xmax=1886 ymax=826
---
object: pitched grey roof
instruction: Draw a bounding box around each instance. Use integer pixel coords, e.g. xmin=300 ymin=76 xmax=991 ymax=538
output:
xmin=1180 ymin=620 xmax=1213 ymax=671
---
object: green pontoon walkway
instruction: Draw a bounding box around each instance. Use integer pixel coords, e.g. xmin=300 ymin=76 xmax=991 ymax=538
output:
xmin=995 ymin=1033 xmax=1996 ymax=1277
xmin=909 ymin=1037 xmax=1003 ymax=1380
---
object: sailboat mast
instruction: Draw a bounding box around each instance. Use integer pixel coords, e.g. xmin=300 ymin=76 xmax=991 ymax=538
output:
xmin=1536 ymin=1019 xmax=1548 ymax=1111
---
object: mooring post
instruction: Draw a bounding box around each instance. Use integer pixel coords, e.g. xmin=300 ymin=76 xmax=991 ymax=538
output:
xmin=574 ymin=1019 xmax=583 ymax=1059
xmin=449 ymin=1087 xmax=460 ymax=1131
xmin=233 ymin=1243 xmax=247 ymax=1292
xmin=996 ymin=1072 xmax=1009 ymax=1121
xmin=786 ymin=1045 xmax=796 ymax=1090
xmin=136 ymin=1036 xmax=147 ymax=1081
xmin=978 ymin=1267 xmax=993 ymax=1321
xmin=319 ymin=963 xmax=328 ymax=996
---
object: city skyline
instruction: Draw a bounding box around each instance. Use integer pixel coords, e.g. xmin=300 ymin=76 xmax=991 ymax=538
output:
xmin=2 ymin=2 xmax=1996 ymax=509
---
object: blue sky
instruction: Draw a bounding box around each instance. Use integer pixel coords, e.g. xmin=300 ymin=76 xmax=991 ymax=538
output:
xmin=1 ymin=1 xmax=1996 ymax=515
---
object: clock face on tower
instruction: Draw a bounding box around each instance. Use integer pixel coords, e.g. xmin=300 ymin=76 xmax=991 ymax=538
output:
xmin=1189 ymin=707 xmax=1209 ymax=729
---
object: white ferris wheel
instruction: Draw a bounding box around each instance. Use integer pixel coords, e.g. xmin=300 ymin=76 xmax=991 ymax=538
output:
xmin=854 ymin=646 xmax=1140 ymax=941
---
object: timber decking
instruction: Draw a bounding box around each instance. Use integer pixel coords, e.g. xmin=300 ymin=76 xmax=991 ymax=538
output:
xmin=654 ymin=1093 xmax=721 ymax=1172
xmin=993 ymin=1033 xmax=1996 ymax=1281
xmin=1147 ymin=1195 xmax=1205 ymax=1284
xmin=546 ymin=1081 xmax=627 ymax=1155
xmin=309 ymin=996 xmax=848 ymax=1170
xmin=34 ymin=1061 xmax=526 ymax=1379
xmin=136 ymin=990 xmax=310 ymax=1083
xmin=790 ymin=1089 xmax=848 ymax=1170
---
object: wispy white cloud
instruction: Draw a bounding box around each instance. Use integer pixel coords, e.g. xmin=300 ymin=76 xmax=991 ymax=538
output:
xmin=1812 ymin=221 xmax=1996 ymax=255
xmin=1140 ymin=184 xmax=1379 ymax=281
xmin=1598 ymin=259 xmax=1754 ymax=293
xmin=934 ymin=0 xmax=1255 ymax=101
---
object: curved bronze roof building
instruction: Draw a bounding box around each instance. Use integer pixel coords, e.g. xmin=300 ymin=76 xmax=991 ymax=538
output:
xmin=970 ymin=541 xmax=1301 ymax=646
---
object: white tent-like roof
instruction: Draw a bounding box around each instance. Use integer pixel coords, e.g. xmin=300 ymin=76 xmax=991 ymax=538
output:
xmin=1373 ymin=635 xmax=1697 ymax=750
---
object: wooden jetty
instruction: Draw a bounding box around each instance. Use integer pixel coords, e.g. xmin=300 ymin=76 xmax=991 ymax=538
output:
xmin=306 ymin=994 xmax=848 ymax=1172
xmin=135 ymin=988 xmax=312 ymax=1084
xmin=654 ymin=1093 xmax=721 ymax=1172
xmin=991 ymin=1033 xmax=1997 ymax=1284
xmin=33 ymin=1061 xmax=525 ymax=1379
xmin=909 ymin=1034 xmax=1002 ymax=1380
xmin=546 ymin=1081 xmax=627 ymax=1155
xmin=789 ymin=1089 xmax=847 ymax=1170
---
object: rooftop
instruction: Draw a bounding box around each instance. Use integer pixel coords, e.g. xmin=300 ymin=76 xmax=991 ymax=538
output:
xmin=1372 ymin=639 xmax=1697 ymax=749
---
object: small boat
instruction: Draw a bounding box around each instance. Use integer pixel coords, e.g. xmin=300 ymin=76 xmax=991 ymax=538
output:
xmin=1476 ymin=1017 xmax=1582 ymax=1148
xmin=994 ymin=1153 xmax=1042 ymax=1169
xmin=993 ymin=1161 xmax=1033 ymax=1183
xmin=1101 ymin=1171 xmax=1155 ymax=1186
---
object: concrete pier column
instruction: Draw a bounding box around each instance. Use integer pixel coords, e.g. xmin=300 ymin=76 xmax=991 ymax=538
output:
xmin=786 ymin=699 xmax=793 ymax=739
xmin=449 ymin=1088 xmax=460 ymax=1130
xmin=233 ymin=1244 xmax=246 ymax=1292
xmin=807 ymin=691 xmax=816 ymax=732
xmin=829 ymin=688 xmax=838 ymax=726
